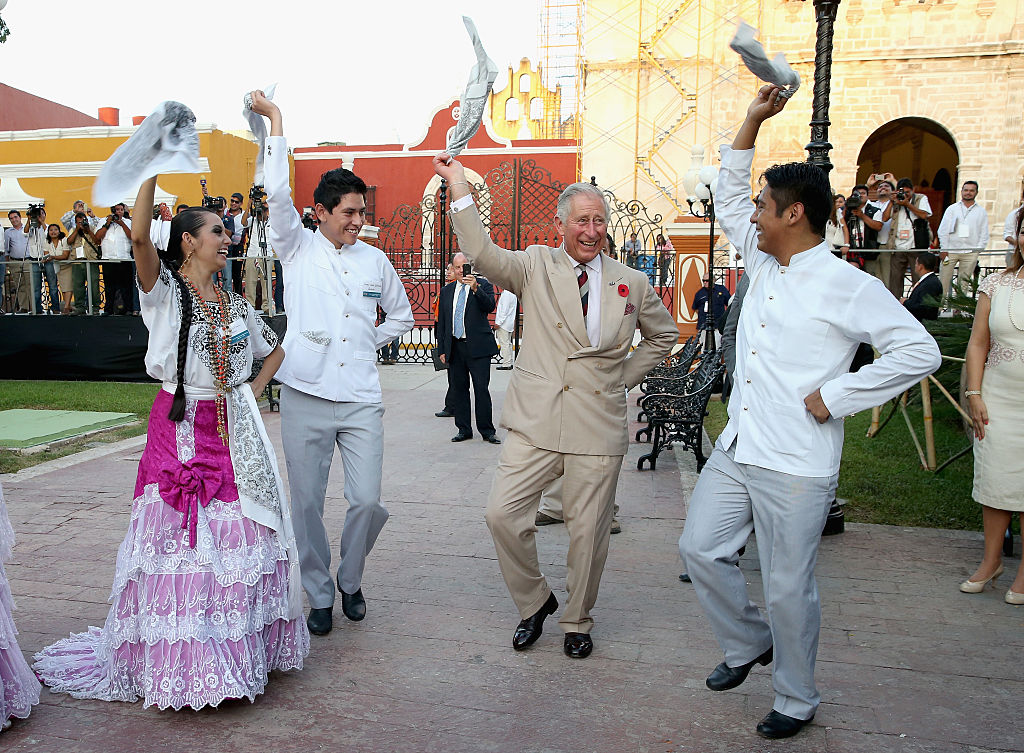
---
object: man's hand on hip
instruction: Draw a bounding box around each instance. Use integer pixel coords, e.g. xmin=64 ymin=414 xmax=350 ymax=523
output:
xmin=804 ymin=389 xmax=832 ymax=424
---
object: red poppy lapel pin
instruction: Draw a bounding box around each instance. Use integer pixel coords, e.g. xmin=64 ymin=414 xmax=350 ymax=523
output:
xmin=618 ymin=283 xmax=629 ymax=297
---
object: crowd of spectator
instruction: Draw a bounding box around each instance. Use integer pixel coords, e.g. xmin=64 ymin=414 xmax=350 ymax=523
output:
xmin=1 ymin=192 xmax=284 ymax=315
xmin=826 ymin=172 xmax=1008 ymax=312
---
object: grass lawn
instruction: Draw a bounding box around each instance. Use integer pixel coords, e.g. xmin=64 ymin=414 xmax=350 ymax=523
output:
xmin=0 ymin=381 xmax=159 ymax=475
xmin=703 ymin=392 xmax=979 ymax=531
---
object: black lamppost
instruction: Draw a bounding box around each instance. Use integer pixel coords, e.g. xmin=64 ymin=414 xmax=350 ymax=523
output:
xmin=686 ymin=165 xmax=720 ymax=352
xmin=807 ymin=0 xmax=846 ymax=536
xmin=806 ymin=0 xmax=841 ymax=176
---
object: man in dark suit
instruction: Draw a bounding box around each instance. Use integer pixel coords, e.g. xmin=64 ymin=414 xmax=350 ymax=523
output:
xmin=436 ymin=251 xmax=501 ymax=444
xmin=901 ymin=252 xmax=942 ymax=321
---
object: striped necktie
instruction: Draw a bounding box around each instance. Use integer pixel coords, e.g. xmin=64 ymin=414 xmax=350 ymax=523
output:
xmin=577 ymin=264 xmax=589 ymax=317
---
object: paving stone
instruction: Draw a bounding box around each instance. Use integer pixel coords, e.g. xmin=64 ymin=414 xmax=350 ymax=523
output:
xmin=0 ymin=364 xmax=1019 ymax=752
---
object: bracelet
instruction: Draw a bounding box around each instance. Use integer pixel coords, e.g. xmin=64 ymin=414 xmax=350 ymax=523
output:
xmin=448 ymin=181 xmax=469 ymax=189
xmin=964 ymin=390 xmax=982 ymax=398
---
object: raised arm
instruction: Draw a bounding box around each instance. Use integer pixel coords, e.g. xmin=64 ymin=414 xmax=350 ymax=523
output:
xmin=249 ymin=91 xmax=303 ymax=263
xmin=132 ymin=177 xmax=161 ymax=292
xmin=433 ymin=153 xmax=530 ymax=293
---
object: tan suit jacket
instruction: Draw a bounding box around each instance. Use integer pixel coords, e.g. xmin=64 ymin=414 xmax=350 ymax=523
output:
xmin=451 ymin=204 xmax=678 ymax=456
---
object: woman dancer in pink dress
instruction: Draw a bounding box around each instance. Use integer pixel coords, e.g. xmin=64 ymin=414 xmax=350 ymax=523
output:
xmin=0 ymin=483 xmax=40 ymax=730
xmin=34 ymin=175 xmax=309 ymax=710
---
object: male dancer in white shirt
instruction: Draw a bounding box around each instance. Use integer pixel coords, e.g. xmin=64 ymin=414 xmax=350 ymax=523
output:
xmin=250 ymin=91 xmax=414 ymax=636
xmin=680 ymin=85 xmax=941 ymax=739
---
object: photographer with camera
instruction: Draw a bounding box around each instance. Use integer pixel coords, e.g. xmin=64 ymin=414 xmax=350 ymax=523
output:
xmin=225 ymin=192 xmax=249 ymax=293
xmin=96 ymin=203 xmax=134 ymax=315
xmin=882 ymin=178 xmax=932 ymax=298
xmin=25 ymin=204 xmax=61 ymax=314
xmin=66 ymin=210 xmax=102 ymax=315
xmin=937 ymin=180 xmax=989 ymax=304
xmin=60 ymin=200 xmax=103 ymax=234
xmin=845 ymin=184 xmax=883 ymax=270
xmin=243 ymin=187 xmax=270 ymax=313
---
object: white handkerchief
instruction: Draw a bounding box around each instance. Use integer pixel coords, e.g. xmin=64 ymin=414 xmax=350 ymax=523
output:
xmin=446 ymin=16 xmax=498 ymax=157
xmin=93 ymin=101 xmax=200 ymax=207
xmin=243 ymin=83 xmax=278 ymax=186
xmin=729 ymin=22 xmax=801 ymax=99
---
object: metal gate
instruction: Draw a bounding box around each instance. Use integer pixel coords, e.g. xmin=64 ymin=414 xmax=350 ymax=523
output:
xmin=375 ymin=160 xmax=669 ymax=363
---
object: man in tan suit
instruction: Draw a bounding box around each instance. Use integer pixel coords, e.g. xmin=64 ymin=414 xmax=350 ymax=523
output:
xmin=433 ymin=154 xmax=678 ymax=659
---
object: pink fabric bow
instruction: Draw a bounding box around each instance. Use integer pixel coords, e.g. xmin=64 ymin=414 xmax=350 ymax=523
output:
xmin=158 ymin=459 xmax=224 ymax=548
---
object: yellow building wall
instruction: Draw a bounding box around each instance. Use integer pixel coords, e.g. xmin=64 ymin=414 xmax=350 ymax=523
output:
xmin=0 ymin=127 xmax=260 ymax=215
xmin=487 ymin=57 xmax=573 ymax=141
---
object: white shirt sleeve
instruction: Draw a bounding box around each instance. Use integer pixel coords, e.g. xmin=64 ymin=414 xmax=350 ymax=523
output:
xmin=818 ymin=276 xmax=941 ymax=418
xmin=373 ymin=258 xmax=414 ymax=349
xmin=716 ymin=146 xmax=771 ymax=277
xmin=264 ymin=136 xmax=306 ymax=264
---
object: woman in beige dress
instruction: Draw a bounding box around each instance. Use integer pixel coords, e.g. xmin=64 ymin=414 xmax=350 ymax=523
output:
xmin=45 ymin=223 xmax=73 ymax=313
xmin=961 ymin=209 xmax=1024 ymax=604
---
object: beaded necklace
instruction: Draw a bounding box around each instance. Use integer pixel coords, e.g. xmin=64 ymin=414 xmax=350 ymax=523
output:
xmin=181 ymin=276 xmax=232 ymax=443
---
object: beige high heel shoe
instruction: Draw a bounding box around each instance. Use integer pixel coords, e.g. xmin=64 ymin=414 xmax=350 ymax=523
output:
xmin=959 ymin=564 xmax=1005 ymax=593
xmin=1006 ymin=588 xmax=1024 ymax=605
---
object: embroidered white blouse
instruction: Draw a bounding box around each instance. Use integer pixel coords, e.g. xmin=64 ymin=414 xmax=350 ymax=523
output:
xmin=139 ymin=264 xmax=278 ymax=391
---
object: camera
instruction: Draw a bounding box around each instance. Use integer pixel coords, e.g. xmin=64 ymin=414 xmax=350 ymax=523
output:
xmin=201 ymin=195 xmax=225 ymax=211
xmin=896 ymin=188 xmax=907 ymax=202
xmin=26 ymin=202 xmax=45 ymax=229
xmin=301 ymin=209 xmax=317 ymax=230
xmin=845 ymin=193 xmax=863 ymax=212
xmin=249 ymin=184 xmax=266 ymax=215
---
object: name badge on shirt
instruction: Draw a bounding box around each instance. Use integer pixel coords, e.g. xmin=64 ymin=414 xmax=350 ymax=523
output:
xmin=229 ymin=318 xmax=250 ymax=345
xmin=899 ymin=229 xmax=911 ymax=241
xmin=956 ymin=220 xmax=971 ymax=239
xmin=362 ymin=280 xmax=382 ymax=299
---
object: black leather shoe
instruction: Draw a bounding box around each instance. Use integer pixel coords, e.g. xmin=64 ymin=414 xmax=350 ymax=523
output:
xmin=679 ymin=572 xmax=692 ymax=583
xmin=340 ymin=587 xmax=366 ymax=622
xmin=756 ymin=710 xmax=814 ymax=739
xmin=451 ymin=432 xmax=473 ymax=442
xmin=306 ymin=607 xmax=333 ymax=635
xmin=482 ymin=434 xmax=501 ymax=444
xmin=512 ymin=593 xmax=558 ymax=650
xmin=705 ymin=645 xmax=773 ymax=691
xmin=563 ymin=632 xmax=593 ymax=658
xmin=435 ymin=409 xmax=454 ymax=418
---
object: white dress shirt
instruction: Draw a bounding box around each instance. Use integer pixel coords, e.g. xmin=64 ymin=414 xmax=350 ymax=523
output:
xmin=494 ymin=288 xmax=518 ymax=331
xmin=3 ymin=227 xmax=29 ymax=259
xmin=100 ymin=218 xmax=133 ymax=260
xmin=867 ymin=199 xmax=891 ymax=246
xmin=1003 ymin=204 xmax=1022 ymax=248
xmin=937 ymin=201 xmax=989 ymax=251
xmin=264 ymin=135 xmax=414 ymax=403
xmin=715 ymin=146 xmax=941 ymax=477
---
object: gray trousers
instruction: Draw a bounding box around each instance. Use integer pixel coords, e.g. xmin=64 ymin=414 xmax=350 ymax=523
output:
xmin=280 ymin=385 xmax=389 ymax=609
xmin=680 ymin=442 xmax=836 ymax=720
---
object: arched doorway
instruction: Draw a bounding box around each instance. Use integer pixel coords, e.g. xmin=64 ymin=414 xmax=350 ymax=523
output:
xmin=857 ymin=117 xmax=959 ymax=227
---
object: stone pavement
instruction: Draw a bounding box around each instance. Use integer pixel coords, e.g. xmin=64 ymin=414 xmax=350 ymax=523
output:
xmin=1 ymin=365 xmax=1022 ymax=753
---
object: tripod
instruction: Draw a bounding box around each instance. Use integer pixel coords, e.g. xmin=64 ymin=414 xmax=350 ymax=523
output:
xmin=243 ymin=196 xmax=274 ymax=316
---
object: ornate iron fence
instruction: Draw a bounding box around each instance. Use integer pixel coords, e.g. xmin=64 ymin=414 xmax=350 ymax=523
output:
xmin=374 ymin=160 xmax=671 ymax=363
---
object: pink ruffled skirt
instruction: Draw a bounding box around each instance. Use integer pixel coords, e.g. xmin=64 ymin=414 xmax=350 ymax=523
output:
xmin=33 ymin=392 xmax=309 ymax=711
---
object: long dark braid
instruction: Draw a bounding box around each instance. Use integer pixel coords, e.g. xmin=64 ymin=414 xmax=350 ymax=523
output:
xmin=161 ymin=208 xmax=217 ymax=421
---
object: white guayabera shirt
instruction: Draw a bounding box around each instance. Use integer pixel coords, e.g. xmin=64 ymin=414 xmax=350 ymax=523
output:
xmin=714 ymin=146 xmax=941 ymax=477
